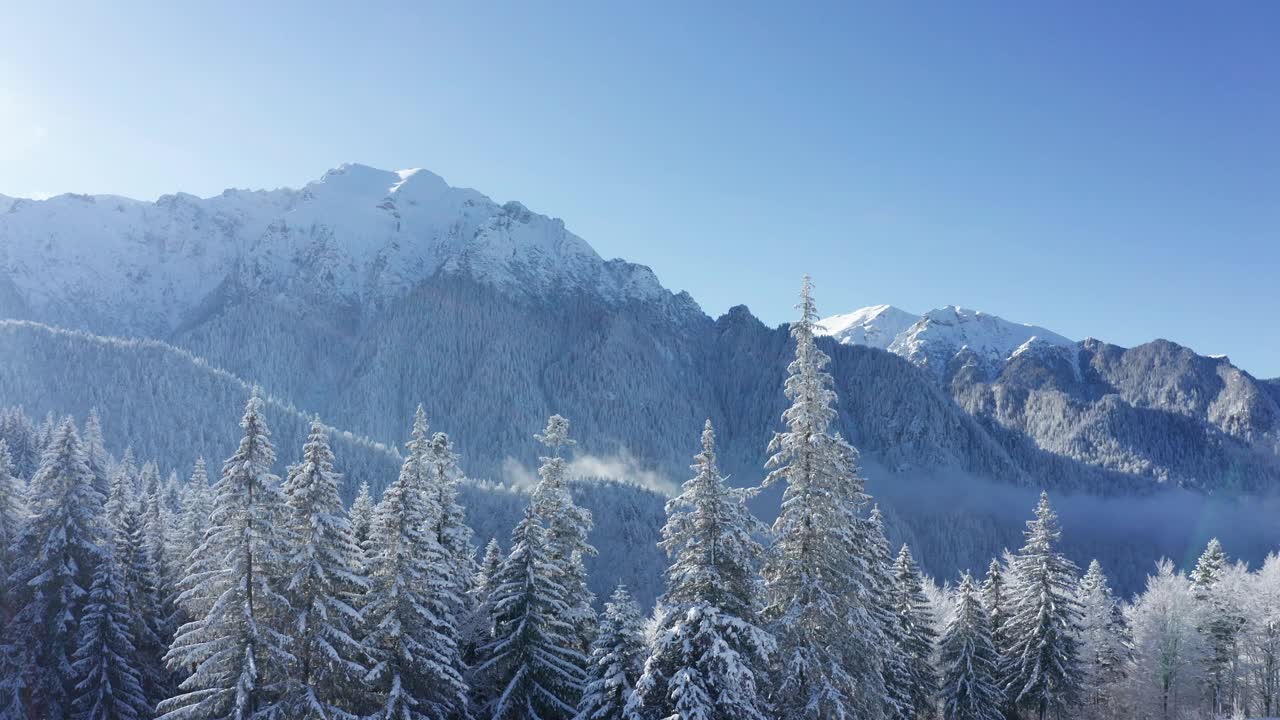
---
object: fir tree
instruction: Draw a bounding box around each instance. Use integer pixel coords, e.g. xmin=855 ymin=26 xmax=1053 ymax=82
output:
xmin=159 ymin=395 xmax=295 ymax=720
xmin=0 ymin=441 xmax=23 ymax=609
xmin=576 ymin=584 xmax=646 ymax=720
xmin=760 ymin=276 xmax=888 ymax=720
xmin=1000 ymin=492 xmax=1082 ymax=720
xmin=532 ymin=414 xmax=598 ymax=654
xmin=363 ymin=422 xmax=469 ymax=720
xmin=461 ymin=538 xmax=504 ymax=668
xmin=868 ymin=508 xmax=914 ymax=720
xmin=83 ymin=408 xmax=112 ymax=503
xmin=114 ymin=506 xmax=172 ymax=709
xmin=629 ymin=420 xmax=774 ymax=720
xmin=349 ymin=481 xmax=376 ymax=555
xmin=425 ymin=431 xmax=477 ymax=627
xmin=892 ymin=544 xmax=939 ymax=720
xmin=1191 ymin=538 xmax=1241 ymax=717
xmin=71 ymin=547 xmax=152 ymax=720
xmin=5 ymin=416 xmax=104 ymax=718
xmin=105 ymin=449 xmax=139 ymax=535
xmin=939 ymin=575 xmax=1005 ymax=720
xmin=280 ymin=419 xmax=372 ymax=719
xmin=176 ymin=457 xmax=213 ymax=569
xmin=1076 ymin=560 xmax=1127 ymax=717
xmin=476 ymin=507 xmax=585 ymax=720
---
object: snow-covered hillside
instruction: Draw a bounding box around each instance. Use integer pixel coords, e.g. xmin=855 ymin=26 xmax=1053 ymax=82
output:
xmin=0 ymin=163 xmax=692 ymax=336
xmin=819 ymin=304 xmax=1074 ymax=381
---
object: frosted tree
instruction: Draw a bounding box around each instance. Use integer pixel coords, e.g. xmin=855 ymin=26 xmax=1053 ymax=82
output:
xmin=760 ymin=275 xmax=888 ymax=720
xmin=5 ymin=417 xmax=104 ymax=718
xmin=176 ymin=457 xmax=213 ymax=568
xmin=461 ymin=538 xmax=504 ymax=667
xmin=891 ymin=544 xmax=939 ymax=719
xmin=349 ymin=481 xmax=376 ymax=554
xmin=979 ymin=556 xmax=1010 ymax=661
xmin=83 ymin=408 xmax=112 ymax=502
xmin=532 ymin=414 xmax=597 ymax=654
xmin=1076 ymin=560 xmax=1127 ymax=717
xmin=1191 ymin=538 xmax=1243 ymax=716
xmin=576 ymin=583 xmax=646 ymax=720
xmin=867 ymin=506 xmax=912 ymax=720
xmin=115 ymin=504 xmax=173 ymax=708
xmin=105 ymin=449 xmax=139 ymax=535
xmin=0 ymin=441 xmax=23 ymax=605
xmin=141 ymin=463 xmax=181 ymax=643
xmin=475 ymin=506 xmax=584 ymax=720
xmin=362 ymin=426 xmax=468 ymax=720
xmin=71 ymin=547 xmax=152 ymax=720
xmin=628 ymin=420 xmax=774 ymax=720
xmin=425 ymin=431 xmax=477 ymax=624
xmin=1124 ymin=559 xmax=1210 ymax=720
xmin=280 ymin=419 xmax=372 ymax=718
xmin=1247 ymin=553 xmax=1280 ymax=717
xmin=1000 ymin=492 xmax=1082 ymax=720
xmin=159 ymin=395 xmax=295 ymax=720
xmin=938 ymin=574 xmax=1004 ymax=720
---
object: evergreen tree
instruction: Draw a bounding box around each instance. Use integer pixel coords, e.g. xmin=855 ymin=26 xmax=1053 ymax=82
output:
xmin=868 ymin=508 xmax=913 ymax=720
xmin=760 ymin=276 xmax=888 ymax=720
xmin=105 ymin=449 xmax=139 ymax=535
xmin=461 ymin=538 xmax=504 ymax=668
xmin=980 ymin=557 xmax=1010 ymax=661
xmin=115 ymin=506 xmax=172 ymax=709
xmin=280 ymin=419 xmax=372 ymax=719
xmin=1125 ymin=560 xmax=1210 ymax=720
xmin=159 ymin=396 xmax=295 ymax=720
xmin=71 ymin=547 xmax=152 ymax=720
xmin=532 ymin=414 xmax=598 ymax=654
xmin=83 ymin=408 xmax=112 ymax=503
xmin=576 ymin=584 xmax=646 ymax=720
xmin=349 ymin=481 xmax=376 ymax=554
xmin=0 ymin=441 xmax=23 ymax=610
xmin=425 ymin=430 xmax=477 ymax=627
xmin=892 ymin=544 xmax=939 ymax=720
xmin=1191 ymin=538 xmax=1241 ymax=717
xmin=939 ymin=575 xmax=1005 ymax=720
xmin=1000 ymin=492 xmax=1082 ymax=720
xmin=5 ymin=416 xmax=104 ymax=718
xmin=363 ymin=424 xmax=469 ymax=720
xmin=141 ymin=464 xmax=181 ymax=643
xmin=628 ymin=420 xmax=774 ymax=720
xmin=1076 ymin=560 xmax=1127 ymax=716
xmin=176 ymin=457 xmax=213 ymax=569
xmin=476 ymin=507 xmax=585 ymax=720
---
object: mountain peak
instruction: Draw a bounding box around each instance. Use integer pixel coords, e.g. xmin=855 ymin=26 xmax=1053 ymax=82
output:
xmin=816 ymin=304 xmax=919 ymax=350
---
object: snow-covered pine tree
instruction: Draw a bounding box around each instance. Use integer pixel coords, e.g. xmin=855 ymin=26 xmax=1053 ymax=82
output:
xmin=280 ymin=419 xmax=372 ymax=719
xmin=141 ymin=464 xmax=181 ymax=644
xmin=575 ymin=583 xmax=646 ymax=720
xmin=1000 ymin=492 xmax=1083 ymax=720
xmin=71 ymin=546 xmax=152 ymax=720
xmin=868 ymin=507 xmax=913 ymax=720
xmin=1076 ymin=560 xmax=1127 ymax=716
xmin=105 ymin=449 xmax=139 ymax=535
xmin=6 ymin=416 xmax=105 ymax=718
xmin=176 ymin=457 xmax=213 ymax=569
xmin=83 ymin=408 xmax=112 ymax=503
xmin=939 ymin=574 xmax=1004 ymax=720
xmin=979 ymin=556 xmax=1009 ymax=660
xmin=362 ymin=420 xmax=469 ymax=720
xmin=461 ymin=538 xmax=504 ymax=668
xmin=349 ymin=481 xmax=376 ymax=554
xmin=476 ymin=506 xmax=585 ymax=720
xmin=628 ymin=420 xmax=774 ymax=720
xmin=0 ymin=440 xmax=22 ymax=608
xmin=532 ymin=414 xmax=598 ymax=655
xmin=425 ymin=431 xmax=477 ymax=624
xmin=115 ymin=503 xmax=173 ymax=709
xmin=760 ymin=275 xmax=888 ymax=720
xmin=1124 ymin=559 xmax=1211 ymax=720
xmin=892 ymin=544 xmax=940 ymax=719
xmin=1191 ymin=538 xmax=1241 ymax=717
xmin=159 ymin=395 xmax=295 ymax=720
xmin=280 ymin=417 xmax=373 ymax=717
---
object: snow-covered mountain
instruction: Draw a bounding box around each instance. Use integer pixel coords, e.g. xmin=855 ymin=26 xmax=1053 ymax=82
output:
xmin=819 ymin=304 xmax=1075 ymax=382
xmin=0 ymin=163 xmax=695 ymax=336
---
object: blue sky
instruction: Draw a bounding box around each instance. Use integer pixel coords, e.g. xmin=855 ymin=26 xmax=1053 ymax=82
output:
xmin=2 ymin=1 xmax=1277 ymax=376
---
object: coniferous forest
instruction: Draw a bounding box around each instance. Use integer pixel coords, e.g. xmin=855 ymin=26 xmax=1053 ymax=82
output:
xmin=3 ymin=280 xmax=1279 ymax=720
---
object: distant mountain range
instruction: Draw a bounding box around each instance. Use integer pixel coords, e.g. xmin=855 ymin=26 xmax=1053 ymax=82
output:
xmin=3 ymin=163 xmax=1277 ymax=594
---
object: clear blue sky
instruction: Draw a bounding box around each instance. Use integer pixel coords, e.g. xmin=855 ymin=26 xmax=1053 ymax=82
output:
xmin=2 ymin=1 xmax=1277 ymax=376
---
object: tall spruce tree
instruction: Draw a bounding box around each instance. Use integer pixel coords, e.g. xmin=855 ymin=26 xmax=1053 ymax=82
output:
xmin=1076 ymin=560 xmax=1127 ymax=717
xmin=1000 ymin=492 xmax=1082 ymax=720
xmin=628 ymin=420 xmax=774 ymax=720
xmin=476 ymin=507 xmax=585 ymax=720
xmin=760 ymin=276 xmax=888 ymax=720
xmin=280 ymin=419 xmax=372 ymax=718
xmin=362 ymin=420 xmax=469 ymax=720
xmin=71 ymin=547 xmax=152 ymax=720
xmin=1191 ymin=538 xmax=1240 ymax=717
xmin=576 ymin=584 xmax=646 ymax=720
xmin=939 ymin=575 xmax=1005 ymax=720
xmin=159 ymin=396 xmax=295 ymax=720
xmin=892 ymin=544 xmax=940 ymax=720
xmin=6 ymin=417 xmax=104 ymax=718
xmin=868 ymin=507 xmax=913 ymax=720
xmin=0 ymin=441 xmax=23 ymax=611
xmin=176 ymin=457 xmax=213 ymax=569
xmin=115 ymin=505 xmax=173 ymax=709
xmin=425 ymin=431 xmax=477 ymax=627
xmin=349 ymin=481 xmax=376 ymax=554
xmin=83 ymin=408 xmax=112 ymax=503
xmin=531 ymin=414 xmax=597 ymax=655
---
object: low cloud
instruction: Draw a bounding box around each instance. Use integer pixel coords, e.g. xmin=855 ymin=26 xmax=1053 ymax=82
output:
xmin=500 ymin=447 xmax=677 ymax=497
